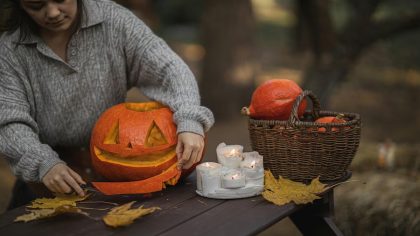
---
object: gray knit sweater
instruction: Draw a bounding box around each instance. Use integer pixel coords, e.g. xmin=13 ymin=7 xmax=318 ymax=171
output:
xmin=0 ymin=0 xmax=214 ymax=182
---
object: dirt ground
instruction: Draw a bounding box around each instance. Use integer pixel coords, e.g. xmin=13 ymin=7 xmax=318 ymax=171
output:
xmin=0 ymin=158 xmax=15 ymax=213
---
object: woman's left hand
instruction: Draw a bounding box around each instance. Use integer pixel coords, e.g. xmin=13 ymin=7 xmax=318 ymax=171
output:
xmin=176 ymin=132 xmax=205 ymax=170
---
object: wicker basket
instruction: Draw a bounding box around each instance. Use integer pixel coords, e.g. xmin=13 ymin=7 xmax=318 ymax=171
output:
xmin=247 ymin=90 xmax=361 ymax=182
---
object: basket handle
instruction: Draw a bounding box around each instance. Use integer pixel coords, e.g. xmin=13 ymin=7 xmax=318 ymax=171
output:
xmin=288 ymin=90 xmax=321 ymax=125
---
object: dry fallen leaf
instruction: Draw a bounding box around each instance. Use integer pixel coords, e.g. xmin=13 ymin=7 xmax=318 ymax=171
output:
xmin=103 ymin=201 xmax=160 ymax=227
xmin=15 ymin=205 xmax=89 ymax=222
xmin=15 ymin=193 xmax=90 ymax=223
xmin=28 ymin=194 xmax=89 ymax=209
xmin=262 ymin=170 xmax=327 ymax=206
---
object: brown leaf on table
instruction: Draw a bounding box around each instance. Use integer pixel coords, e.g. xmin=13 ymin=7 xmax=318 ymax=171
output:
xmin=103 ymin=201 xmax=160 ymax=228
xmin=15 ymin=205 xmax=89 ymax=223
xmin=14 ymin=193 xmax=90 ymax=223
xmin=262 ymin=170 xmax=327 ymax=206
xmin=28 ymin=193 xmax=90 ymax=209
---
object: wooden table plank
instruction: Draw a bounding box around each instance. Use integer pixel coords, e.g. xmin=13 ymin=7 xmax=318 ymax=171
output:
xmin=159 ymin=196 xmax=300 ymax=236
xmin=110 ymin=176 xmax=227 ymax=235
xmin=0 ymin=176 xmax=200 ymax=236
xmin=159 ymin=172 xmax=352 ymax=236
xmin=116 ymin=194 xmax=224 ymax=235
xmin=0 ymin=172 xmax=350 ymax=236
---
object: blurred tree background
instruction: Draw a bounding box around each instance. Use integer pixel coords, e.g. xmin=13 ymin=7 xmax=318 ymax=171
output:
xmin=1 ymin=0 xmax=420 ymax=235
xmin=101 ymin=0 xmax=420 ymax=235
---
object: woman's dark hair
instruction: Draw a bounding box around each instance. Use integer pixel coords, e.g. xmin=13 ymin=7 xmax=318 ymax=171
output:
xmin=0 ymin=0 xmax=86 ymax=43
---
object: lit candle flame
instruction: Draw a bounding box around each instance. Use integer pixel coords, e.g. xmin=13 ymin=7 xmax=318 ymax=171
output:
xmin=250 ymin=160 xmax=256 ymax=168
xmin=231 ymin=173 xmax=240 ymax=180
xmin=226 ymin=149 xmax=239 ymax=157
xmin=203 ymin=162 xmax=215 ymax=168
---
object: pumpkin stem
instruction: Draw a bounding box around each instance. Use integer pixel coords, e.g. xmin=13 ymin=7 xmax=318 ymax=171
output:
xmin=77 ymin=206 xmax=111 ymax=211
xmin=79 ymin=201 xmax=119 ymax=206
xmin=336 ymin=113 xmax=345 ymax=120
xmin=241 ymin=107 xmax=250 ymax=116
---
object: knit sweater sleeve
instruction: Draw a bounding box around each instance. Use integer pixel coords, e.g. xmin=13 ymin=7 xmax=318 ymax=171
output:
xmin=113 ymin=6 xmax=214 ymax=136
xmin=0 ymin=48 xmax=64 ymax=182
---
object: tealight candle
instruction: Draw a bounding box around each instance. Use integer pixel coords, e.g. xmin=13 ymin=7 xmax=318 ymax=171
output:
xmin=240 ymin=152 xmax=264 ymax=179
xmin=221 ymin=170 xmax=246 ymax=189
xmin=196 ymin=162 xmax=222 ymax=194
xmin=197 ymin=162 xmax=222 ymax=175
xmin=216 ymin=143 xmax=243 ymax=168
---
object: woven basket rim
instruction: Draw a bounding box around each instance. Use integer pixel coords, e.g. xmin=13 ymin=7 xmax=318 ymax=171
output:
xmin=249 ymin=110 xmax=360 ymax=127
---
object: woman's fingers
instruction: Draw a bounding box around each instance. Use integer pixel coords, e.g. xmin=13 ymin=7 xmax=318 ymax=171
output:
xmin=176 ymin=139 xmax=183 ymax=159
xmin=42 ymin=163 xmax=85 ymax=196
xmin=197 ymin=145 xmax=204 ymax=163
xmin=63 ymin=171 xmax=85 ymax=196
xmin=55 ymin=175 xmax=72 ymax=194
xmin=176 ymin=139 xmax=184 ymax=169
xmin=45 ymin=180 xmax=59 ymax=194
xmin=183 ymin=141 xmax=205 ymax=169
xmin=68 ymin=168 xmax=86 ymax=185
xmin=179 ymin=146 xmax=193 ymax=169
xmin=177 ymin=132 xmax=205 ymax=170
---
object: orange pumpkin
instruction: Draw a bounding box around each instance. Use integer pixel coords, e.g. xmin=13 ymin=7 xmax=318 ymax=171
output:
xmin=244 ymin=79 xmax=307 ymax=120
xmin=315 ymin=114 xmax=347 ymax=132
xmin=89 ymin=101 xmax=205 ymax=195
xmin=90 ymin=102 xmax=179 ymax=182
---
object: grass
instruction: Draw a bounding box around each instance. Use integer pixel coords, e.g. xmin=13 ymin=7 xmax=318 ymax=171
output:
xmin=335 ymin=171 xmax=420 ymax=235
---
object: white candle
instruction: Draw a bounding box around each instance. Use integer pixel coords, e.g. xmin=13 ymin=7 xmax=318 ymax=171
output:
xmin=216 ymin=143 xmax=243 ymax=168
xmin=196 ymin=162 xmax=222 ymax=194
xmin=221 ymin=170 xmax=246 ymax=189
xmin=240 ymin=152 xmax=264 ymax=179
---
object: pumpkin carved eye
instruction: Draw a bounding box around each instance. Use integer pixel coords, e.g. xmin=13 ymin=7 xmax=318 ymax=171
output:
xmin=90 ymin=102 xmax=178 ymax=182
xmin=103 ymin=120 xmax=168 ymax=147
xmin=104 ymin=121 xmax=119 ymax=144
xmin=146 ymin=121 xmax=167 ymax=147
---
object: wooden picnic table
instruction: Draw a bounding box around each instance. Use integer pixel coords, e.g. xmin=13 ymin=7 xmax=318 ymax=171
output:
xmin=0 ymin=172 xmax=350 ymax=236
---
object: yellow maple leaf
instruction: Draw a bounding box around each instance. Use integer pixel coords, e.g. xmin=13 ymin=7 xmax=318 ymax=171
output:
xmin=264 ymin=170 xmax=281 ymax=192
xmin=262 ymin=170 xmax=327 ymax=206
xmin=28 ymin=193 xmax=90 ymax=209
xmin=15 ymin=205 xmax=89 ymax=223
xmin=15 ymin=193 xmax=90 ymax=223
xmin=103 ymin=201 xmax=160 ymax=228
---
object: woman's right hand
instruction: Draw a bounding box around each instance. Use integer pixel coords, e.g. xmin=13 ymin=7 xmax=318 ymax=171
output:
xmin=42 ymin=163 xmax=86 ymax=197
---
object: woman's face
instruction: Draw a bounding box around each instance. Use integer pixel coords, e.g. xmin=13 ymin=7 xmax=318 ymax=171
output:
xmin=20 ymin=0 xmax=78 ymax=33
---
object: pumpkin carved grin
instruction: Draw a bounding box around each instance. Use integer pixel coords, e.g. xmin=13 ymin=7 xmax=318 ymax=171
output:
xmin=93 ymin=146 xmax=176 ymax=167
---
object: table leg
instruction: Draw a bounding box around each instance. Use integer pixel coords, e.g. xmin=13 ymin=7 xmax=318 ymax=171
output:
xmin=289 ymin=190 xmax=343 ymax=236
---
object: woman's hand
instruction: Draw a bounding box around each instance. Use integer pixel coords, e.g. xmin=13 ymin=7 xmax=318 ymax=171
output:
xmin=176 ymin=132 xmax=205 ymax=170
xmin=42 ymin=163 xmax=86 ymax=196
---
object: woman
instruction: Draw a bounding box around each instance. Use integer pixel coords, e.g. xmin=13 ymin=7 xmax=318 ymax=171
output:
xmin=0 ymin=0 xmax=214 ymax=204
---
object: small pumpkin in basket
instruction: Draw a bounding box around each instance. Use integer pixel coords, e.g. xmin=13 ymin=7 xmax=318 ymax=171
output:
xmin=90 ymin=102 xmax=199 ymax=195
xmin=315 ymin=114 xmax=348 ymax=132
xmin=242 ymin=79 xmax=307 ymax=120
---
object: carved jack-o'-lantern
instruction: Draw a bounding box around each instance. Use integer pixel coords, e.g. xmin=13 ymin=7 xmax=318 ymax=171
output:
xmin=90 ymin=102 xmax=183 ymax=195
